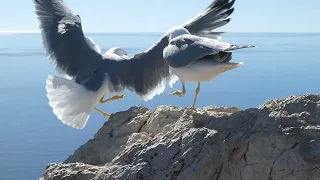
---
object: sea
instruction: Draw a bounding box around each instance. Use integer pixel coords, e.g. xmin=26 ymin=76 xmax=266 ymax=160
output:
xmin=0 ymin=32 xmax=319 ymax=180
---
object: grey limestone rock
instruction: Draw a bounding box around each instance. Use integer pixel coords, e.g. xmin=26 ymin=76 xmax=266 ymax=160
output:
xmin=40 ymin=94 xmax=320 ymax=180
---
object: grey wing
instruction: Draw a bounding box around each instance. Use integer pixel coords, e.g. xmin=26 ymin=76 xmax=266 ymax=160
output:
xmin=163 ymin=34 xmax=227 ymax=68
xmin=183 ymin=0 xmax=235 ymax=39
xmin=101 ymin=37 xmax=172 ymax=101
xmin=34 ymin=0 xmax=103 ymax=84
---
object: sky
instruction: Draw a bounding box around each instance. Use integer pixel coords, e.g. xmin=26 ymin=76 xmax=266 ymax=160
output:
xmin=0 ymin=0 xmax=319 ymax=33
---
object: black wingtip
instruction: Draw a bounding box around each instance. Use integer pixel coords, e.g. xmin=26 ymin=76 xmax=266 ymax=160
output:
xmin=33 ymin=0 xmax=44 ymax=7
xmin=224 ymin=18 xmax=231 ymax=23
xmin=183 ymin=0 xmax=236 ymax=35
xmin=209 ymin=0 xmax=236 ymax=10
xmin=221 ymin=8 xmax=235 ymax=16
xmin=228 ymin=0 xmax=236 ymax=9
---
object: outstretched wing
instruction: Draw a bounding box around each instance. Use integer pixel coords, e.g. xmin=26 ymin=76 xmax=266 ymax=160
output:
xmin=163 ymin=34 xmax=230 ymax=68
xmin=183 ymin=0 xmax=235 ymax=39
xmin=34 ymin=0 xmax=103 ymax=84
xmin=100 ymin=38 xmax=173 ymax=101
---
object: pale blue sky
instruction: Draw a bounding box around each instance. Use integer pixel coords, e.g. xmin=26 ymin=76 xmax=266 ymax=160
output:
xmin=0 ymin=0 xmax=319 ymax=33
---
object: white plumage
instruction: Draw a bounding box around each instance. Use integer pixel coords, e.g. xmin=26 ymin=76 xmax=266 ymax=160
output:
xmin=46 ymin=75 xmax=109 ymax=128
xmin=45 ymin=46 xmax=134 ymax=128
xmin=169 ymin=61 xmax=243 ymax=83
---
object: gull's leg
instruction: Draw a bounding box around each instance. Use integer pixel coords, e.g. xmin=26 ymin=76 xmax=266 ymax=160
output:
xmin=169 ymin=81 xmax=186 ymax=97
xmin=191 ymin=82 xmax=201 ymax=109
xmin=94 ymin=95 xmax=125 ymax=118
xmin=94 ymin=106 xmax=110 ymax=118
xmin=100 ymin=95 xmax=125 ymax=104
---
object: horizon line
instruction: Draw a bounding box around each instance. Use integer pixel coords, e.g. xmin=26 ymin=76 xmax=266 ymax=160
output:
xmin=0 ymin=30 xmax=320 ymax=34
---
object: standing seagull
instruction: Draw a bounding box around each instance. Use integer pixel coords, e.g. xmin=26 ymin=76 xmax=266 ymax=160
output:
xmin=34 ymin=0 xmax=239 ymax=129
xmin=163 ymin=29 xmax=255 ymax=108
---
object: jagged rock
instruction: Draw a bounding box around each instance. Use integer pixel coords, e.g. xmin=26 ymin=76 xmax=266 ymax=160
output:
xmin=40 ymin=94 xmax=320 ymax=180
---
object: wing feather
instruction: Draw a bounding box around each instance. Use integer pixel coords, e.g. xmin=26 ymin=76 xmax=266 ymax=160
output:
xmin=183 ymin=0 xmax=235 ymax=39
xmin=100 ymin=38 xmax=172 ymax=100
xmin=34 ymin=0 xmax=102 ymax=83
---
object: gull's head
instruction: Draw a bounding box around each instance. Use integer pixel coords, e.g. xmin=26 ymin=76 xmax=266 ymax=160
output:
xmin=106 ymin=47 xmax=128 ymax=58
xmin=168 ymin=26 xmax=190 ymax=41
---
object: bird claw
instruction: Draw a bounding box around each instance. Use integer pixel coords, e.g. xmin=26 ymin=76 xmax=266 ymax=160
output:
xmin=169 ymin=90 xmax=186 ymax=97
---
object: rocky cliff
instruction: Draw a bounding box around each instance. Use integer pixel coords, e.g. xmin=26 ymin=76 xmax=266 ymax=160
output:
xmin=40 ymin=94 xmax=320 ymax=180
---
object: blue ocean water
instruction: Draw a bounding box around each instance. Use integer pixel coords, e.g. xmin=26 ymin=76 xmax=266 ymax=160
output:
xmin=0 ymin=32 xmax=319 ymax=180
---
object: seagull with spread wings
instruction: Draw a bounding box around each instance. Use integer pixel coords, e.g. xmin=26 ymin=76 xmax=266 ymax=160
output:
xmin=34 ymin=0 xmax=244 ymax=129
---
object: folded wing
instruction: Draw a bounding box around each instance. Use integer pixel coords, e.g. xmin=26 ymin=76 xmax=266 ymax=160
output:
xmin=163 ymin=34 xmax=230 ymax=68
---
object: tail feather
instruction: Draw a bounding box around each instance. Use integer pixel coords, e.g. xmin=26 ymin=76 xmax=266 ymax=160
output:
xmin=46 ymin=74 xmax=100 ymax=129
